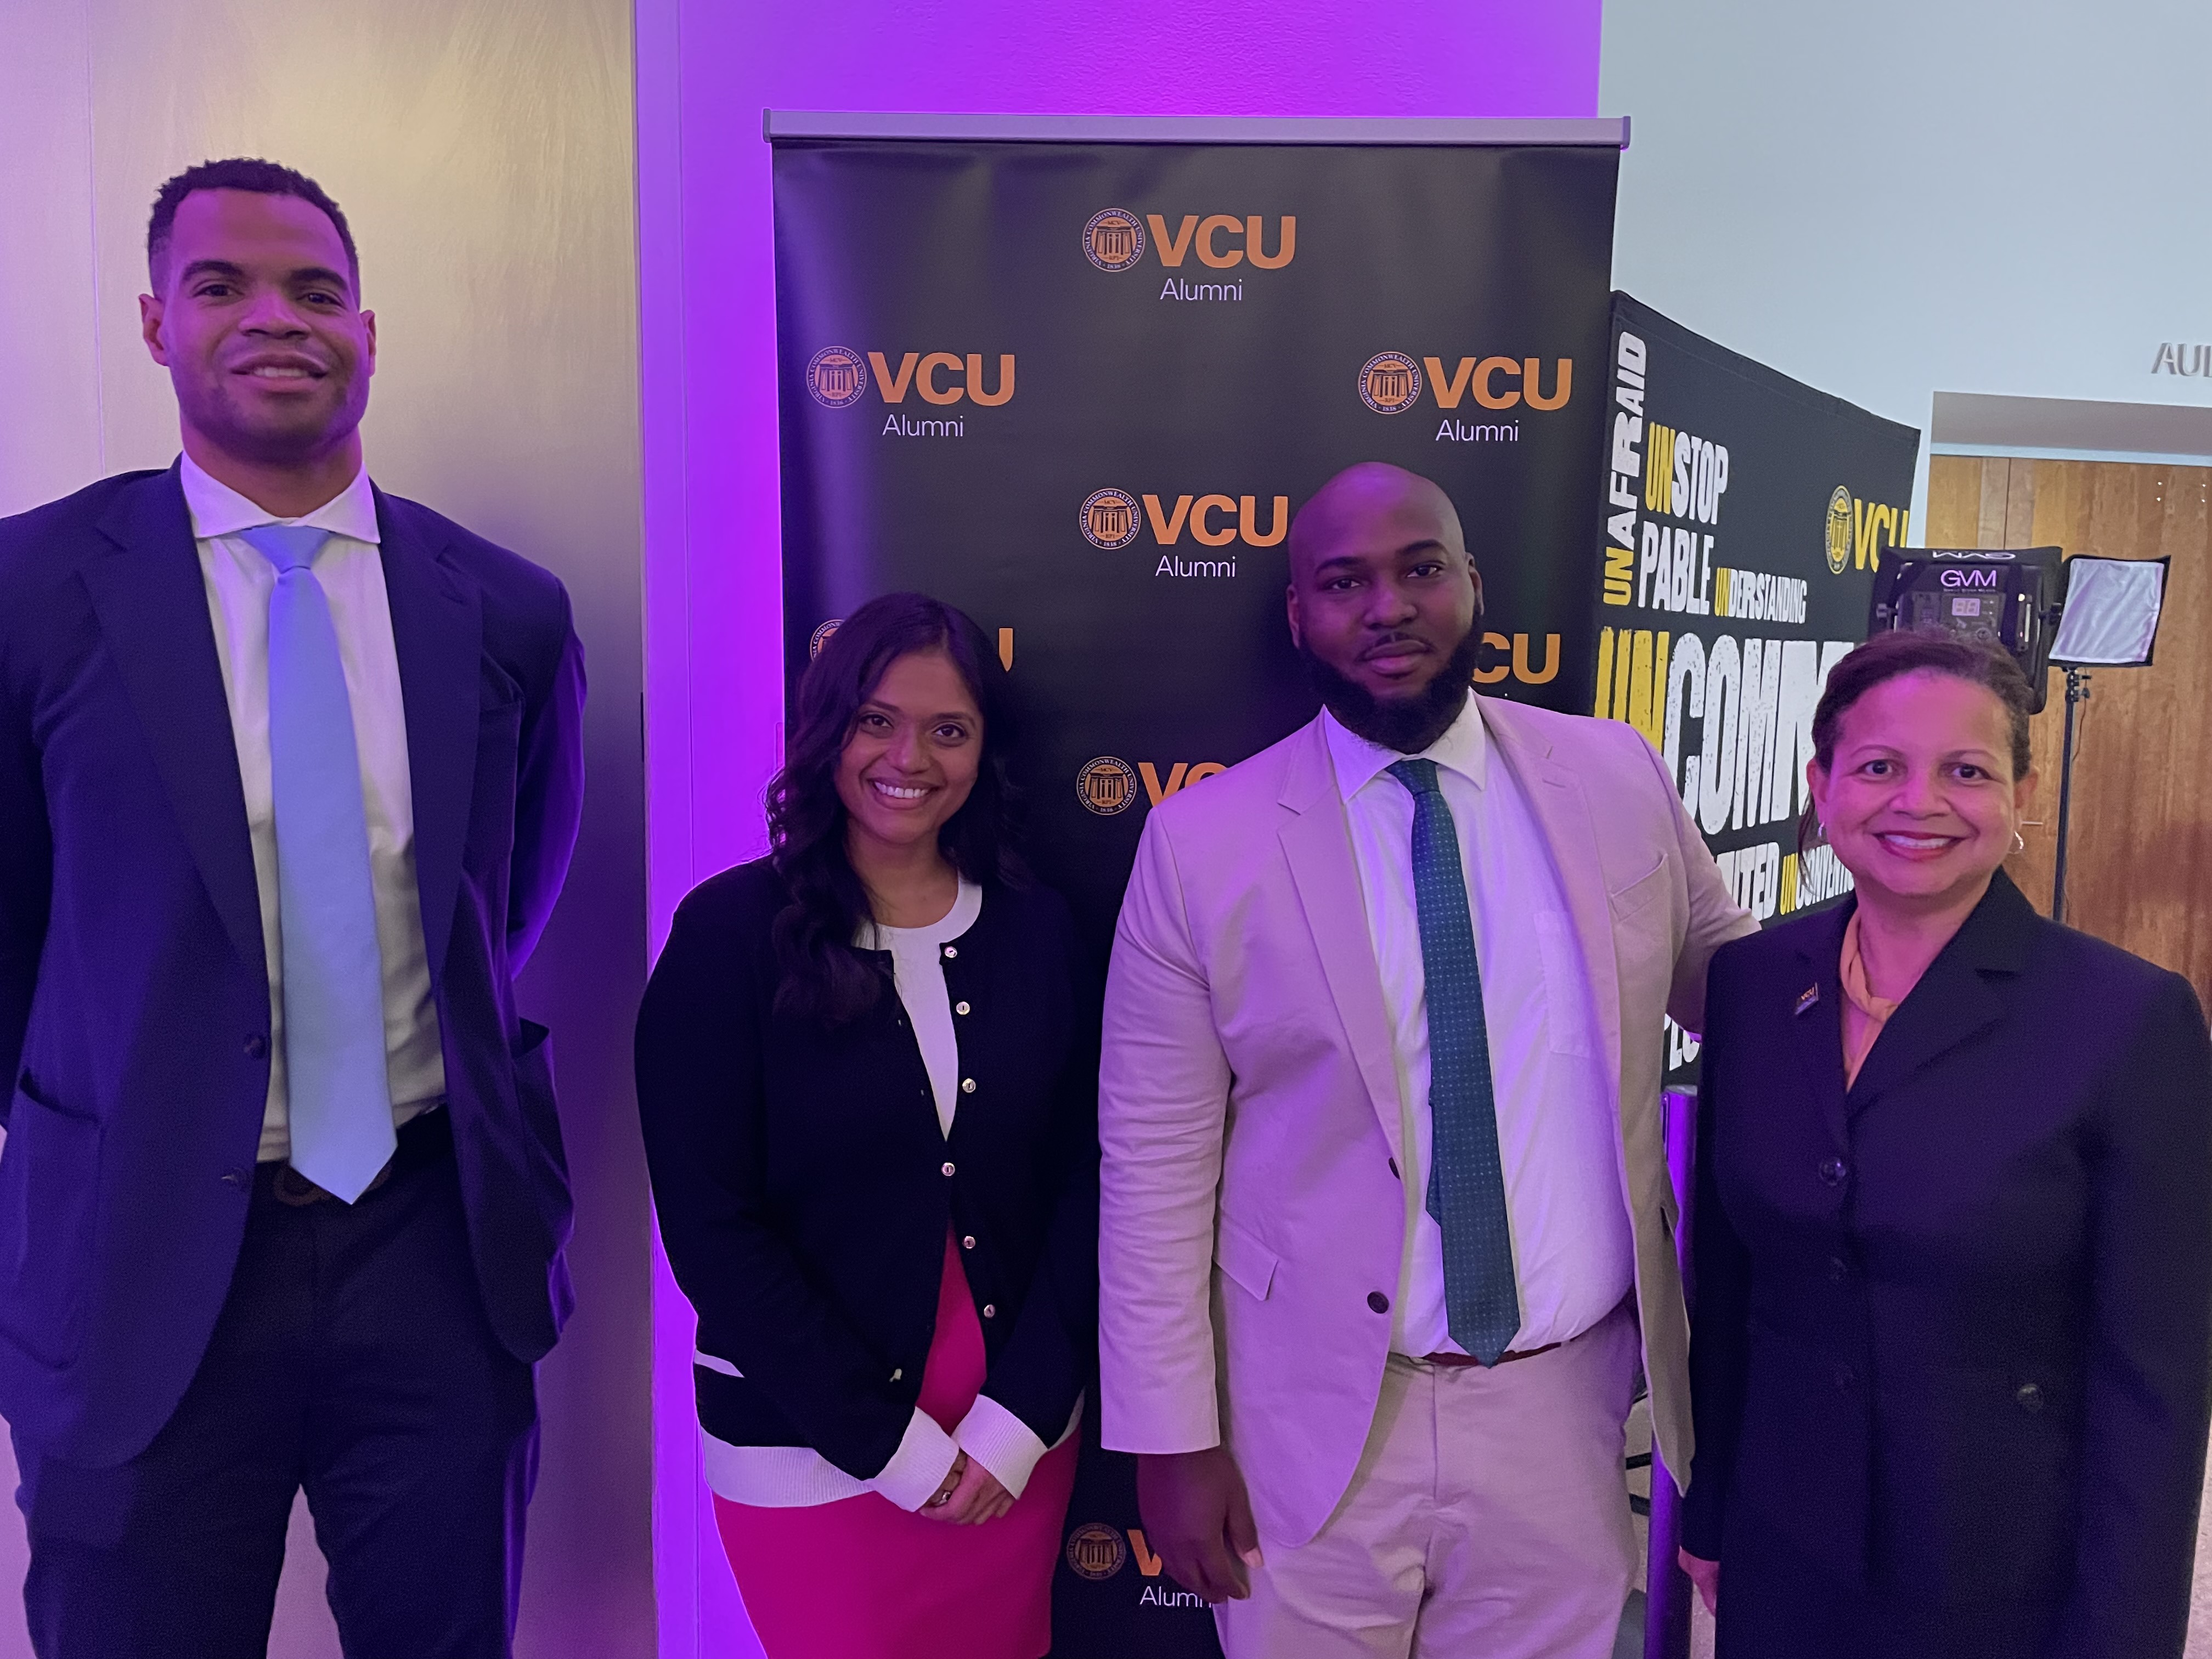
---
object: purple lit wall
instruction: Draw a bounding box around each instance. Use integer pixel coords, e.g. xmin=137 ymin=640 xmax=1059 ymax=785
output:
xmin=633 ymin=5 xmax=1603 ymax=1652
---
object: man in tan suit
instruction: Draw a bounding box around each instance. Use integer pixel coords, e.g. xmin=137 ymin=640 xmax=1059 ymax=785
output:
xmin=1097 ymin=462 xmax=1754 ymax=1657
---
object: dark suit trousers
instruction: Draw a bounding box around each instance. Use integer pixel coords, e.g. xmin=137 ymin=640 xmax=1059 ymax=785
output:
xmin=13 ymin=1113 xmax=538 ymax=1659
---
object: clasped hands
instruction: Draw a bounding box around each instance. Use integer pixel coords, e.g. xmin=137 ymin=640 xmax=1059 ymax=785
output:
xmin=920 ymin=1449 xmax=1013 ymax=1525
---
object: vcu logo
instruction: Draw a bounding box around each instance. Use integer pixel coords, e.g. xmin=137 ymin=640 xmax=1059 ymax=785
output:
xmin=804 ymin=347 xmax=868 ymax=408
xmin=1824 ymin=486 xmax=1909 ymax=575
xmin=1064 ymin=1522 xmax=1169 ymax=1582
xmin=1077 ymin=757 xmax=1227 ymax=815
xmin=1084 ymin=209 xmax=1146 ymax=272
xmin=1363 ymin=352 xmax=1573 ymax=415
xmin=1065 ymin=1523 xmax=1127 ymax=1581
xmin=1359 ymin=353 xmax=1422 ymax=414
xmin=1083 ymin=490 xmax=1290 ymax=550
xmin=1084 ymin=210 xmax=1296 ymax=270
xmin=804 ymin=347 xmax=1015 ymax=408
xmin=1080 ymin=489 xmax=1142 ymax=550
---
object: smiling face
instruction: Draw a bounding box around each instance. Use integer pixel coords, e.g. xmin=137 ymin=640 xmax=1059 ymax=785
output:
xmin=1286 ymin=462 xmax=1482 ymax=752
xmin=1809 ymin=669 xmax=2036 ymax=915
xmin=139 ymin=188 xmax=374 ymax=470
xmin=834 ymin=647 xmax=985 ymax=864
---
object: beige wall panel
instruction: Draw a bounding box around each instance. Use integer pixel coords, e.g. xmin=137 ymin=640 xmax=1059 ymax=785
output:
xmin=0 ymin=1 xmax=651 ymax=1654
xmin=1932 ymin=456 xmax=2212 ymax=1016
xmin=1925 ymin=454 xmax=1982 ymax=548
xmin=0 ymin=0 xmax=106 ymax=515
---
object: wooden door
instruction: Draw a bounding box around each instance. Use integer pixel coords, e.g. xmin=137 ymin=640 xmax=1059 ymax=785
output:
xmin=1925 ymin=456 xmax=2212 ymax=1010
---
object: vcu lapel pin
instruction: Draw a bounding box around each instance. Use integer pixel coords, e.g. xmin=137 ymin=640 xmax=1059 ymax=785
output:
xmin=1796 ymin=984 xmax=1821 ymax=1017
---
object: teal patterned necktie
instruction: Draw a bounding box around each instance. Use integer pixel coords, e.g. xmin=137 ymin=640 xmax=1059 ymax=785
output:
xmin=1387 ymin=759 xmax=1521 ymax=1363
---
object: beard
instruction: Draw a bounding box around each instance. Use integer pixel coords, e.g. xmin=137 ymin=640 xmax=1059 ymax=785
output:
xmin=1300 ymin=625 xmax=1483 ymax=754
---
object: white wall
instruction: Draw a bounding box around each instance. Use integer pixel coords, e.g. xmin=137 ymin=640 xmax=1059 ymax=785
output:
xmin=0 ymin=1 xmax=653 ymax=1654
xmin=1601 ymin=0 xmax=2212 ymax=512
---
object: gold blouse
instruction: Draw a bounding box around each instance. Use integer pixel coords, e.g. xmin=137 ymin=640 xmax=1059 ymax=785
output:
xmin=1838 ymin=910 xmax=1900 ymax=1090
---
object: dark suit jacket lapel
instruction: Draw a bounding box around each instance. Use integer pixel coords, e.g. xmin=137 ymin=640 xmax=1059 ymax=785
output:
xmin=1846 ymin=871 xmax=2032 ymax=1117
xmin=376 ymin=489 xmax=480 ymax=992
xmin=1791 ymin=901 xmax=1852 ymax=1150
xmin=81 ymin=466 xmax=265 ymax=975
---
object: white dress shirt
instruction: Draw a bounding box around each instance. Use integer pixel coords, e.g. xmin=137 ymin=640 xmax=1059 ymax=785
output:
xmin=697 ymin=883 xmax=1078 ymax=1511
xmin=179 ymin=454 xmax=444 ymax=1165
xmin=1324 ymin=693 xmax=1634 ymax=1357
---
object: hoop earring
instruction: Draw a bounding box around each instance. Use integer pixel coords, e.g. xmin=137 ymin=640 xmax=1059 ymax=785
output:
xmin=2012 ymin=829 xmax=2026 ymax=854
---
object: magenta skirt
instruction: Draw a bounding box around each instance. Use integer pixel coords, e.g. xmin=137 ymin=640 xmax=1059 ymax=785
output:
xmin=714 ymin=1232 xmax=1081 ymax=1659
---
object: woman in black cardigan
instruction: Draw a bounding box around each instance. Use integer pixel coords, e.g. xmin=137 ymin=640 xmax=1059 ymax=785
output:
xmin=1680 ymin=630 xmax=2212 ymax=1656
xmin=636 ymin=593 xmax=1097 ymax=1659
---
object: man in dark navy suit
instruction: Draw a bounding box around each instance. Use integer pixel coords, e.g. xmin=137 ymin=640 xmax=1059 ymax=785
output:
xmin=0 ymin=157 xmax=585 ymax=1656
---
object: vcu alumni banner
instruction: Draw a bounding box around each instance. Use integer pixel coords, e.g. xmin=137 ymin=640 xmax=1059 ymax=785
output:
xmin=771 ymin=112 xmax=1623 ymax=1659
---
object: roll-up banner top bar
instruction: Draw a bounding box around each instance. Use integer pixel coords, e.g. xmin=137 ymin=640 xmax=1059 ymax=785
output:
xmin=765 ymin=110 xmax=1630 ymax=147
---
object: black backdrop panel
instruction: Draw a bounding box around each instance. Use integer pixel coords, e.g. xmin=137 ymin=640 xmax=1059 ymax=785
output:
xmin=774 ymin=131 xmax=1619 ymax=1658
xmin=776 ymin=137 xmax=1619 ymax=949
xmin=1588 ymin=293 xmax=1920 ymax=1076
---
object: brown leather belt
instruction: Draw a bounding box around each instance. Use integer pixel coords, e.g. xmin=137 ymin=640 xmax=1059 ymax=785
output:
xmin=1419 ymin=1343 xmax=1561 ymax=1369
xmin=259 ymin=1107 xmax=449 ymax=1207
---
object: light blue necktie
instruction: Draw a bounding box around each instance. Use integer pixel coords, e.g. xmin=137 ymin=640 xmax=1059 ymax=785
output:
xmin=1387 ymin=758 xmax=1521 ymax=1363
xmin=238 ymin=525 xmax=394 ymax=1203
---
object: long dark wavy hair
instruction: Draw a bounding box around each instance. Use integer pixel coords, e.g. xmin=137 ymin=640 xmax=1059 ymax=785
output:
xmin=766 ymin=593 xmax=1025 ymax=1023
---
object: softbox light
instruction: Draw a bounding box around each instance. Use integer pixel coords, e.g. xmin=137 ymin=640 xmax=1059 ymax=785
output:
xmin=2051 ymin=555 xmax=2170 ymax=667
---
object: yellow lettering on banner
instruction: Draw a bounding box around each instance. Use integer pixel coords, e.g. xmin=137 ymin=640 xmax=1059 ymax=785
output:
xmin=966 ymin=354 xmax=1015 ymax=405
xmin=1143 ymin=494 xmax=1193 ymax=544
xmin=1646 ymin=426 xmax=1673 ymax=513
xmin=1148 ymin=214 xmax=1199 ymax=266
xmin=1190 ymin=495 xmax=1238 ymax=546
xmin=868 ymin=351 xmax=919 ymax=403
xmin=1627 ymin=631 xmax=1655 ymax=737
xmin=1474 ymin=630 xmax=1511 ymax=685
xmin=1522 ymin=358 xmax=1571 ymax=410
xmin=1239 ymin=495 xmax=1289 ymax=546
xmin=1614 ymin=624 xmax=1636 ymax=724
xmin=1424 ymin=357 xmax=1477 ymax=410
xmin=1245 ymin=217 xmax=1295 ymax=268
xmin=1602 ymin=544 xmax=1633 ymax=607
xmin=1513 ymin=633 xmax=1560 ymax=685
xmin=1780 ymin=852 xmax=1799 ymax=915
xmin=1650 ymin=633 xmax=1671 ymax=751
xmin=1594 ymin=628 xmax=1616 ymax=718
xmin=1474 ymin=357 xmax=1522 ymax=409
xmin=1715 ymin=567 xmax=1732 ymax=618
xmin=1197 ymin=215 xmax=1245 ymax=268
xmin=916 ymin=352 xmax=965 ymax=404
xmin=1129 ymin=1530 xmax=1165 ymax=1577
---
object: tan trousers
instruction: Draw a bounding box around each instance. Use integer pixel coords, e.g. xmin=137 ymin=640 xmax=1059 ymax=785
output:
xmin=1216 ymin=1300 xmax=1641 ymax=1659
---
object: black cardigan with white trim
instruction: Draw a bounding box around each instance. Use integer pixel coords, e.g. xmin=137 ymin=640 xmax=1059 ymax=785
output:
xmin=635 ymin=858 xmax=1099 ymax=1481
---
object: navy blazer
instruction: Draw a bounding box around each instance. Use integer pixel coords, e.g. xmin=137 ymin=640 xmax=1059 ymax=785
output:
xmin=1685 ymin=872 xmax=2212 ymax=1656
xmin=635 ymin=861 xmax=1099 ymax=1482
xmin=0 ymin=464 xmax=585 ymax=1466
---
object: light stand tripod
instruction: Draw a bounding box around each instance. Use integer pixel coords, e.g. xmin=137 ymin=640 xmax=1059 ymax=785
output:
xmin=2051 ymin=666 xmax=2090 ymax=927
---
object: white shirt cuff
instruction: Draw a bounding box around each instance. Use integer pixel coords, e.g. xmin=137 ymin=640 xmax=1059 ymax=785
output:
xmin=865 ymin=1408 xmax=961 ymax=1513
xmin=955 ymin=1392 xmax=1074 ymax=1501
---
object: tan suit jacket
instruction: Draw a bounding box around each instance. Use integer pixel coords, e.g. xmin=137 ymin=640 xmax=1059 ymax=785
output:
xmin=1097 ymin=697 xmax=1756 ymax=1545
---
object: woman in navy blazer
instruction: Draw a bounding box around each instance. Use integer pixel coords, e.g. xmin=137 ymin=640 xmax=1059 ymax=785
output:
xmin=636 ymin=594 xmax=1096 ymax=1659
xmin=1681 ymin=630 xmax=2212 ymax=1657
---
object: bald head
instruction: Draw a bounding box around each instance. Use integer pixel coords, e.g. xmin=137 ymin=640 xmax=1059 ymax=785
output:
xmin=1286 ymin=461 xmax=1467 ymax=588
